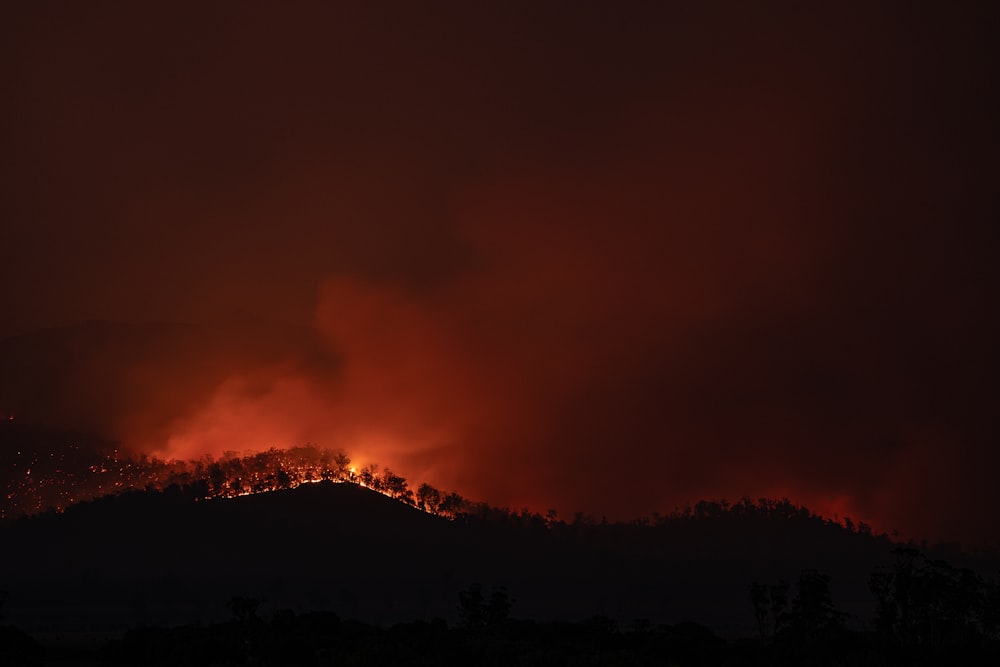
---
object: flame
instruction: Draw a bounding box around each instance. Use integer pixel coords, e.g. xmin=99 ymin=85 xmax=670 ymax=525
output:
xmin=0 ymin=445 xmax=474 ymax=520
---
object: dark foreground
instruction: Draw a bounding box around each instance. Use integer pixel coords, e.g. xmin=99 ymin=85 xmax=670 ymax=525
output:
xmin=3 ymin=606 xmax=1000 ymax=667
xmin=3 ymin=483 xmax=999 ymax=665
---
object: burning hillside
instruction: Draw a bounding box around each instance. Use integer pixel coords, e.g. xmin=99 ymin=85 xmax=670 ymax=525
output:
xmin=1 ymin=430 xmax=469 ymax=521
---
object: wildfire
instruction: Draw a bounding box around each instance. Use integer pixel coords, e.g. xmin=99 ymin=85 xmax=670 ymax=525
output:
xmin=1 ymin=445 xmax=471 ymax=521
xmin=1 ymin=439 xmax=881 ymax=538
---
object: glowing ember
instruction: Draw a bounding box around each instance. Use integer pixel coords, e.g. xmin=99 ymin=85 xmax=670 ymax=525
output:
xmin=1 ymin=445 xmax=474 ymax=521
xmin=0 ymin=436 xmax=883 ymax=537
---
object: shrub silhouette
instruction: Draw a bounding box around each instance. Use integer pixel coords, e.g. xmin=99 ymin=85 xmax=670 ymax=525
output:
xmin=751 ymin=569 xmax=846 ymax=645
xmin=457 ymin=583 xmax=513 ymax=629
xmin=227 ymin=596 xmax=260 ymax=624
xmin=785 ymin=569 xmax=847 ymax=642
xmin=871 ymin=546 xmax=994 ymax=648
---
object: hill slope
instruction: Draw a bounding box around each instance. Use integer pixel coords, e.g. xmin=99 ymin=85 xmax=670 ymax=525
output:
xmin=6 ymin=482 xmax=982 ymax=636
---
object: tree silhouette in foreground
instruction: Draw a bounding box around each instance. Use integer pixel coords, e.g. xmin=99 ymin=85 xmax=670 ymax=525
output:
xmin=750 ymin=579 xmax=788 ymax=643
xmin=226 ymin=596 xmax=260 ymax=625
xmin=751 ymin=569 xmax=846 ymax=645
xmin=457 ymin=583 xmax=513 ymax=629
xmin=870 ymin=546 xmax=1000 ymax=649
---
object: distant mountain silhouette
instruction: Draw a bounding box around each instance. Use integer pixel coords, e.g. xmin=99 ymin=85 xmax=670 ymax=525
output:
xmin=4 ymin=481 xmax=995 ymax=638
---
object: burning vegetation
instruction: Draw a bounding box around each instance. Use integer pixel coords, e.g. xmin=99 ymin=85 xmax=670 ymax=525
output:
xmin=1 ymin=423 xmax=893 ymax=539
xmin=1 ymin=436 xmax=475 ymax=522
xmin=2 ymin=428 xmax=894 ymax=547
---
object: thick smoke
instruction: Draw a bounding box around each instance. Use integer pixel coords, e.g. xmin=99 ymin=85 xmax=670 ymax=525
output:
xmin=1 ymin=1 xmax=996 ymax=546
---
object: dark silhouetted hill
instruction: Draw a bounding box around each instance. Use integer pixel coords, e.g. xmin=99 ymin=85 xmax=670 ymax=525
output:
xmin=4 ymin=482 xmax=995 ymax=637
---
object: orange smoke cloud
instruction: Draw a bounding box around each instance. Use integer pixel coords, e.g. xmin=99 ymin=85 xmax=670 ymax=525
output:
xmin=152 ymin=142 xmax=846 ymax=522
xmin=2 ymin=1 xmax=996 ymax=551
xmin=51 ymin=136 xmax=973 ymax=548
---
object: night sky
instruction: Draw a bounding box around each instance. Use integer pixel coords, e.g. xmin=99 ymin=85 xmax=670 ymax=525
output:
xmin=1 ymin=2 xmax=997 ymax=546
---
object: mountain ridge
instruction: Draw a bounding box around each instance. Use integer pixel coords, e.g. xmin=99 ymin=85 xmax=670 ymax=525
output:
xmin=5 ymin=480 xmax=995 ymax=637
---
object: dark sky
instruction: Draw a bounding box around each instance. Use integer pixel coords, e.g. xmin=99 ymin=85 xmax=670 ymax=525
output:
xmin=1 ymin=1 xmax=997 ymax=545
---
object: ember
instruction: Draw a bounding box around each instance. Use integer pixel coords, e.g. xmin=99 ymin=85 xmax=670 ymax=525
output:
xmin=1 ymin=444 xmax=473 ymax=520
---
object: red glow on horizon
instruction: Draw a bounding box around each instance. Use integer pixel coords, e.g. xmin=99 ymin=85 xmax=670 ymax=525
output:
xmin=1 ymin=0 xmax=995 ymax=551
xmin=2 ymin=443 xmax=891 ymax=543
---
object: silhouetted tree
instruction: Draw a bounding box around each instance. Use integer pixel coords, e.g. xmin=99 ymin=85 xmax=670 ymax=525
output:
xmin=871 ymin=547 xmax=991 ymax=648
xmin=458 ymin=583 xmax=485 ymax=628
xmin=785 ymin=569 xmax=845 ymax=642
xmin=458 ymin=584 xmax=513 ymax=629
xmin=359 ymin=464 xmax=379 ymax=489
xmin=416 ymin=482 xmax=441 ymax=513
xmin=208 ymin=462 xmax=226 ymax=495
xmin=438 ymin=492 xmax=466 ymax=519
xmin=486 ymin=586 xmax=513 ymax=625
xmin=750 ymin=579 xmax=788 ymax=643
xmin=332 ymin=452 xmax=351 ymax=480
xmin=380 ymin=469 xmax=412 ymax=504
xmin=751 ymin=570 xmax=846 ymax=645
xmin=227 ymin=596 xmax=260 ymax=624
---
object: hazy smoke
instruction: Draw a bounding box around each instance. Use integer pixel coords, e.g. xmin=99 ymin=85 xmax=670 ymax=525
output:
xmin=1 ymin=1 xmax=996 ymax=547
